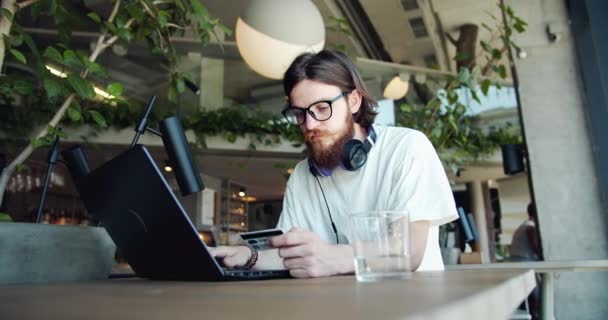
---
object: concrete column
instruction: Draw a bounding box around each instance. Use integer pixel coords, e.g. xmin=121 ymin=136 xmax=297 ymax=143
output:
xmin=199 ymin=57 xmax=224 ymax=110
xmin=507 ymin=0 xmax=608 ymax=318
xmin=468 ymin=181 xmax=490 ymax=263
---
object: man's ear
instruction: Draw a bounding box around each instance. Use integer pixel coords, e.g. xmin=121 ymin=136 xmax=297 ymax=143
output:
xmin=348 ymin=90 xmax=362 ymax=114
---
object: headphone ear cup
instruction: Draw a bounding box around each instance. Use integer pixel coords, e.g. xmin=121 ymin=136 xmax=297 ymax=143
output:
xmin=342 ymin=140 xmax=367 ymax=171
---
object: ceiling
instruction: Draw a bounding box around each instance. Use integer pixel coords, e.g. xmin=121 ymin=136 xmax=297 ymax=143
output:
xmin=14 ymin=0 xmax=521 ymax=200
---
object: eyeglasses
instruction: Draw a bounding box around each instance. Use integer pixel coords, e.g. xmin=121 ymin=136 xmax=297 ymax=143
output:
xmin=281 ymin=91 xmax=349 ymax=125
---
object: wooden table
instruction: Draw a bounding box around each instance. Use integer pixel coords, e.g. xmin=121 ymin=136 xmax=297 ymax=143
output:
xmin=0 ymin=269 xmax=534 ymax=320
xmin=448 ymin=260 xmax=608 ymax=320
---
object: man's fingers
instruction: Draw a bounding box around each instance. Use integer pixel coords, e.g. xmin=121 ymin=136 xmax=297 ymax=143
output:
xmin=269 ymin=229 xmax=311 ymax=247
xmin=222 ymin=254 xmax=247 ymax=268
xmin=278 ymin=243 xmax=313 ymax=258
xmin=288 ymin=268 xmax=324 ymax=278
xmin=283 ymin=257 xmax=312 ymax=269
xmin=289 ymin=268 xmax=309 ymax=278
xmin=210 ymin=246 xmax=251 ymax=268
xmin=209 ymin=246 xmax=240 ymax=258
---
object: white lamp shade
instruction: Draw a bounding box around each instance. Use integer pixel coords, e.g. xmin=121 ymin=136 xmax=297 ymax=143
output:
xmin=383 ymin=75 xmax=410 ymax=100
xmin=236 ymin=0 xmax=325 ymax=80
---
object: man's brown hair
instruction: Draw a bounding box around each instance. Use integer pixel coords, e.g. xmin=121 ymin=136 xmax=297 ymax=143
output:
xmin=283 ymin=50 xmax=378 ymax=128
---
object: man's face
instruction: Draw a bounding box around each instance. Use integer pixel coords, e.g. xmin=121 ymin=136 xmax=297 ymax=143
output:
xmin=288 ymin=79 xmax=356 ymax=168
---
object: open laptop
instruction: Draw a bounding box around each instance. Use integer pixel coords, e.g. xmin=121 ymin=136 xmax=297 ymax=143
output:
xmin=78 ymin=144 xmax=290 ymax=281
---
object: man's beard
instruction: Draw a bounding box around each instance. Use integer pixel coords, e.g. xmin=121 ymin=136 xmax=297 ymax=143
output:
xmin=305 ymin=116 xmax=355 ymax=169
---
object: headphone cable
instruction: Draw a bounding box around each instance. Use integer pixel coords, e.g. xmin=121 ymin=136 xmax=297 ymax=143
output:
xmin=314 ymin=175 xmax=339 ymax=244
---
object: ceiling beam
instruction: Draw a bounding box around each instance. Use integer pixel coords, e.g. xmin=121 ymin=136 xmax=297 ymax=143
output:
xmin=356 ymin=57 xmax=513 ymax=86
xmin=334 ymin=0 xmax=392 ymax=61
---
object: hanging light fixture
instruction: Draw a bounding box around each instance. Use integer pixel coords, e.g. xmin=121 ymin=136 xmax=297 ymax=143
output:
xmin=235 ymin=0 xmax=325 ymax=79
xmin=383 ymin=73 xmax=410 ymax=100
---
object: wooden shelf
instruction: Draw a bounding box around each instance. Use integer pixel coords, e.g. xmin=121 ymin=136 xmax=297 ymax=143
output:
xmin=220 ymin=180 xmax=249 ymax=233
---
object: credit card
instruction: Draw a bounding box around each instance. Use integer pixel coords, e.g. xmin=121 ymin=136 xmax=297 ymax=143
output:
xmin=240 ymin=228 xmax=283 ymax=250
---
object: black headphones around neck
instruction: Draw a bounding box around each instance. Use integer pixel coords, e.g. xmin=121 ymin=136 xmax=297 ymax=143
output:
xmin=308 ymin=126 xmax=377 ymax=177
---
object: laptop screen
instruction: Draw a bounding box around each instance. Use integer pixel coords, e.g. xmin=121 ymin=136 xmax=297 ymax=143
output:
xmin=78 ymin=145 xmax=225 ymax=280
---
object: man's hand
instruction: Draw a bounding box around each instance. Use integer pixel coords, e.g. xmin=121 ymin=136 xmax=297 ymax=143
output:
xmin=208 ymin=246 xmax=252 ymax=269
xmin=268 ymin=227 xmax=354 ymax=278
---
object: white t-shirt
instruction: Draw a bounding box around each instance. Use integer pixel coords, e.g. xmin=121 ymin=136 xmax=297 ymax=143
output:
xmin=277 ymin=125 xmax=458 ymax=271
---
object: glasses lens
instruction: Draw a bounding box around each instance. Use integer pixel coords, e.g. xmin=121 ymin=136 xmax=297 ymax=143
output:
xmin=310 ymin=102 xmax=332 ymax=121
xmin=284 ymin=108 xmax=306 ymax=125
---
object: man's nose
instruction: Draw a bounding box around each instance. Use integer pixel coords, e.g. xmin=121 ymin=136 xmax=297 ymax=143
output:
xmin=303 ymin=111 xmax=320 ymax=130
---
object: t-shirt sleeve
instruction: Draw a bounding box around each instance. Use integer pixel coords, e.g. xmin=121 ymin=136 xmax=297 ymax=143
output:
xmin=389 ymin=131 xmax=458 ymax=226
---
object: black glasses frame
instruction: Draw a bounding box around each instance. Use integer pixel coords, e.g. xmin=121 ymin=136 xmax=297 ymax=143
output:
xmin=281 ymin=91 xmax=349 ymax=125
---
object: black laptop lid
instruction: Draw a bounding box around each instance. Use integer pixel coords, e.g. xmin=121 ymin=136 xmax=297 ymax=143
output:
xmin=79 ymin=145 xmax=224 ymax=281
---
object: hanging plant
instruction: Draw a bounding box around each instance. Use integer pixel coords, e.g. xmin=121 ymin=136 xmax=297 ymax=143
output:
xmin=0 ymin=0 xmax=230 ymax=206
xmin=396 ymin=2 xmax=527 ymax=173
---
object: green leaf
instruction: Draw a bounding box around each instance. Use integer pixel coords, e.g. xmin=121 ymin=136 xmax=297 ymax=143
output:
xmin=447 ymin=91 xmax=459 ymax=105
xmin=126 ymin=4 xmax=145 ymax=22
xmin=31 ymin=1 xmax=43 ymax=18
xmin=107 ymin=82 xmax=123 ymax=96
xmin=117 ymin=28 xmax=133 ymax=42
xmin=471 ymin=66 xmax=481 ymax=80
xmin=67 ymin=74 xmax=95 ymax=98
xmin=498 ymin=65 xmax=507 ymax=79
xmin=116 ymin=14 xmax=127 ymax=28
xmin=480 ymin=40 xmax=492 ymax=53
xmin=88 ymin=110 xmax=108 ymax=127
xmin=471 ymin=91 xmax=481 ymax=104
xmin=104 ymin=21 xmax=117 ymax=34
xmin=481 ymin=79 xmax=491 ymax=96
xmin=43 ymin=47 xmax=63 ymax=63
xmin=63 ymin=50 xmax=83 ymax=68
xmin=1 ymin=8 xmax=13 ymax=22
xmin=22 ymin=33 xmax=40 ymax=62
xmin=504 ymin=25 xmax=512 ymax=38
xmin=176 ymin=77 xmax=185 ymax=93
xmin=87 ymin=12 xmax=101 ymax=23
xmin=454 ymin=51 xmax=469 ymax=62
xmin=44 ymin=77 xmax=63 ymax=99
xmin=13 ymin=80 xmax=33 ymax=95
xmin=50 ymin=126 xmax=67 ymax=138
xmin=32 ymin=137 xmax=51 ymax=148
xmin=9 ymin=30 xmax=23 ymax=47
xmin=400 ymin=103 xmax=412 ymax=112
xmin=67 ymin=106 xmax=82 ymax=122
xmin=16 ymin=164 xmax=30 ymax=172
xmin=189 ymin=0 xmax=211 ymax=29
xmin=175 ymin=0 xmax=185 ymax=11
xmin=85 ymin=61 xmax=104 ymax=75
xmin=457 ymin=67 xmax=471 ymax=84
xmin=514 ymin=17 xmax=527 ymax=33
xmin=491 ymin=48 xmax=502 ymax=59
xmin=10 ymin=49 xmax=27 ymax=64
xmin=168 ymin=85 xmax=178 ymax=102
xmin=49 ymin=0 xmax=57 ymax=15
xmin=505 ymin=5 xmax=515 ymax=18
xmin=218 ymin=23 xmax=233 ymax=36
xmin=448 ymin=115 xmax=458 ymax=132
xmin=158 ymin=10 xmax=169 ymax=27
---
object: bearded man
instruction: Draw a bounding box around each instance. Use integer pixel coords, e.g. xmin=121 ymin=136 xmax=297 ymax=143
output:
xmin=211 ymin=50 xmax=458 ymax=278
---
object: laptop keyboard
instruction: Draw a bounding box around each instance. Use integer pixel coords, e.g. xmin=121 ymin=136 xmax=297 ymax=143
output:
xmin=224 ymin=269 xmax=290 ymax=279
